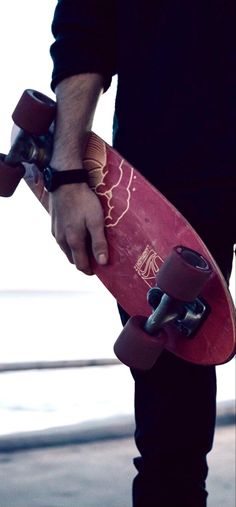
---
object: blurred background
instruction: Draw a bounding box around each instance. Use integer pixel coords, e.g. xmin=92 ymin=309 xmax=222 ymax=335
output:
xmin=0 ymin=0 xmax=235 ymax=439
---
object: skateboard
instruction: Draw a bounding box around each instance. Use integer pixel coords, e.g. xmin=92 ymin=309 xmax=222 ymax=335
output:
xmin=0 ymin=89 xmax=235 ymax=369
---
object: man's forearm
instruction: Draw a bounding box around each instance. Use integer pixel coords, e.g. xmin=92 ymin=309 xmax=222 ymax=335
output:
xmin=50 ymin=73 xmax=104 ymax=170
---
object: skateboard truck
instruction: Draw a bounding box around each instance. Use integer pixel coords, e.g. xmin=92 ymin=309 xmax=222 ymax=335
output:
xmin=0 ymin=90 xmax=56 ymax=197
xmin=5 ymin=127 xmax=52 ymax=170
xmin=114 ymin=246 xmax=212 ymax=370
xmin=146 ymin=287 xmax=209 ymax=338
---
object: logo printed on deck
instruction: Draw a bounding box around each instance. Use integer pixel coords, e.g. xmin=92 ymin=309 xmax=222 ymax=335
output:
xmin=134 ymin=245 xmax=163 ymax=287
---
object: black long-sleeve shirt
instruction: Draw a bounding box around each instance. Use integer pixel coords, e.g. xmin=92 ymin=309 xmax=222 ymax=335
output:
xmin=50 ymin=1 xmax=236 ymax=193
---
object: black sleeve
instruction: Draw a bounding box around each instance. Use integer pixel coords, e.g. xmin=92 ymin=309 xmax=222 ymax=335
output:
xmin=50 ymin=0 xmax=117 ymax=92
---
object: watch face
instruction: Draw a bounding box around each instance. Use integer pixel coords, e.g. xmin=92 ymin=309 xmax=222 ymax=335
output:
xmin=43 ymin=167 xmax=53 ymax=191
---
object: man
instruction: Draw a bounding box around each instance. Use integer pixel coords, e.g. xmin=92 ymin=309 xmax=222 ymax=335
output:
xmin=49 ymin=2 xmax=236 ymax=506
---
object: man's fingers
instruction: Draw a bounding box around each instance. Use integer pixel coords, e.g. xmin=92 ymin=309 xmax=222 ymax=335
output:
xmin=58 ymin=241 xmax=74 ymax=265
xmin=54 ymin=227 xmax=92 ymax=275
xmin=65 ymin=227 xmax=93 ymax=275
xmin=72 ymin=247 xmax=93 ymax=275
xmin=92 ymin=239 xmax=108 ymax=265
xmin=58 ymin=231 xmax=106 ymax=274
xmin=64 ymin=224 xmax=108 ymax=272
xmin=50 ymin=186 xmax=108 ymax=275
xmin=89 ymin=225 xmax=108 ymax=266
xmin=52 ymin=226 xmax=75 ymax=264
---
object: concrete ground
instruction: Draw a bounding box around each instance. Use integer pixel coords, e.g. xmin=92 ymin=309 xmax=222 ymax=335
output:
xmin=0 ymin=416 xmax=235 ymax=507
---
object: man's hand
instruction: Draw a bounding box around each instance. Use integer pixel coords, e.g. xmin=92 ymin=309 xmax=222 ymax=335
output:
xmin=48 ymin=73 xmax=107 ymax=275
xmin=50 ymin=182 xmax=108 ymax=275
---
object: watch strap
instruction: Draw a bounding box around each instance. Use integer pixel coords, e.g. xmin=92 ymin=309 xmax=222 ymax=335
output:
xmin=43 ymin=166 xmax=89 ymax=192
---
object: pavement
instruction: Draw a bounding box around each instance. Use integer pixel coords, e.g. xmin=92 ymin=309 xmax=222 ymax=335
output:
xmin=0 ymin=402 xmax=235 ymax=507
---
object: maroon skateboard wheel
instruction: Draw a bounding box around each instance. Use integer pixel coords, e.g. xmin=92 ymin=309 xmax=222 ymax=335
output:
xmin=156 ymin=246 xmax=212 ymax=301
xmin=0 ymin=155 xmax=25 ymax=196
xmin=114 ymin=315 xmax=167 ymax=370
xmin=12 ymin=89 xmax=56 ymax=136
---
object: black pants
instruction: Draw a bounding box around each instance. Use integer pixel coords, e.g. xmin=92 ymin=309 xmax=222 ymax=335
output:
xmin=118 ymin=185 xmax=235 ymax=507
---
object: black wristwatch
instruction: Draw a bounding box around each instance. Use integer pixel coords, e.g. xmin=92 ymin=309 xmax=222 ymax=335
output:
xmin=43 ymin=166 xmax=89 ymax=192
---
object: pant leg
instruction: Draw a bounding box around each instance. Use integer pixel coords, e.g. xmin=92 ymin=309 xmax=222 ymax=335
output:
xmin=118 ymin=301 xmax=216 ymax=507
xmin=118 ymin=186 xmax=235 ymax=507
xmin=131 ymin=354 xmax=216 ymax=507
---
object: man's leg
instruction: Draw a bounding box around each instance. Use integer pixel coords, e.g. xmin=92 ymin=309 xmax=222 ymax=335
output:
xmin=118 ymin=302 xmax=216 ymax=507
xmin=131 ymin=353 xmax=216 ymax=507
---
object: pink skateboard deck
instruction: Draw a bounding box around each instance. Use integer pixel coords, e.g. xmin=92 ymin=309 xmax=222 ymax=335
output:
xmin=0 ymin=89 xmax=235 ymax=367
